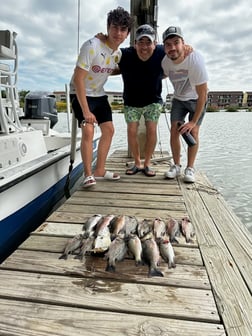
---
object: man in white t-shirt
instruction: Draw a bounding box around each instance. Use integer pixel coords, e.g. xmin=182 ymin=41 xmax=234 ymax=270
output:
xmin=161 ymin=26 xmax=208 ymax=183
xmin=70 ymin=7 xmax=133 ymax=187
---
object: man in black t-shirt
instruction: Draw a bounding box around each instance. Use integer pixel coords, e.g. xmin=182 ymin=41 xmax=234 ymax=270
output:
xmin=119 ymin=24 xmax=165 ymax=177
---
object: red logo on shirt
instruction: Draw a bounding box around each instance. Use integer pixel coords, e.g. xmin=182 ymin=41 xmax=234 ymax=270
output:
xmin=92 ymin=65 xmax=114 ymax=74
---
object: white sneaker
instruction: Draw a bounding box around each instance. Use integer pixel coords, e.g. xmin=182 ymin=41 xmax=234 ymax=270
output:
xmin=184 ymin=167 xmax=195 ymax=183
xmin=164 ymin=164 xmax=181 ymax=179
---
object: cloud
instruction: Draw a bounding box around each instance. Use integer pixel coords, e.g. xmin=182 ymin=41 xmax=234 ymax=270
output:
xmin=1 ymin=0 xmax=251 ymax=93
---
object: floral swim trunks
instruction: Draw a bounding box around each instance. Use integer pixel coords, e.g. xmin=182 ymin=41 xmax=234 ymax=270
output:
xmin=123 ymin=103 xmax=162 ymax=123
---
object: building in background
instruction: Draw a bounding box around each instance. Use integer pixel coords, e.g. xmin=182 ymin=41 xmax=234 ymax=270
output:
xmin=53 ymin=90 xmax=252 ymax=109
xmin=208 ymin=91 xmax=243 ymax=107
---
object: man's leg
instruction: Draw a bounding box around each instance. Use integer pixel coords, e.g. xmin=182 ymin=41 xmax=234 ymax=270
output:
xmin=93 ymin=121 xmax=119 ymax=178
xmin=81 ymin=123 xmax=95 ymax=177
xmin=170 ymin=121 xmax=181 ymax=166
xmin=144 ymin=120 xmax=157 ymax=168
xmin=123 ymin=106 xmax=142 ymax=174
xmin=142 ymin=103 xmax=162 ymax=176
xmin=127 ymin=121 xmax=141 ymax=168
xmin=187 ymin=125 xmax=200 ymax=168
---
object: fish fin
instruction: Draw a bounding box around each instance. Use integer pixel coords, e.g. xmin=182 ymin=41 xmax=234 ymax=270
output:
xmin=171 ymin=237 xmax=179 ymax=244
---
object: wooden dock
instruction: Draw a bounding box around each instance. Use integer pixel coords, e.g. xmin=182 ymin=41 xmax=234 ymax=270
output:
xmin=0 ymin=150 xmax=251 ymax=336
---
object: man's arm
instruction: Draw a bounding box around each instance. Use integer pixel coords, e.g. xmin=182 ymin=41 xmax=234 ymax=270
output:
xmin=192 ymin=83 xmax=208 ymax=124
xmin=111 ymin=66 xmax=121 ymax=76
xmin=73 ymin=66 xmax=97 ymax=124
xmin=179 ymin=82 xmax=208 ymax=134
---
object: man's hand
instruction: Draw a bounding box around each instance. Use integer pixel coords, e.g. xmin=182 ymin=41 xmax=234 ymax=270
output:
xmin=83 ymin=111 xmax=97 ymax=125
xmin=95 ymin=32 xmax=107 ymax=43
xmin=184 ymin=44 xmax=193 ymax=57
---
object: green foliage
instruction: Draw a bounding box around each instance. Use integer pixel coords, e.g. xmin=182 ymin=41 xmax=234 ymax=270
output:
xmin=56 ymin=101 xmax=67 ymax=112
xmin=226 ymin=105 xmax=239 ymax=112
xmin=18 ymin=90 xmax=30 ymax=108
xmin=206 ymin=105 xmax=219 ymax=112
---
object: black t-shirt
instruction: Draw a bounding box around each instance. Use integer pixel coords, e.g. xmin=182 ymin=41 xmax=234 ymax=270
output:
xmin=119 ymin=44 xmax=165 ymax=107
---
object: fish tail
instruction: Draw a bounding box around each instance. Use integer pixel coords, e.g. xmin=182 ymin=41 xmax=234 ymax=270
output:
xmin=168 ymin=261 xmax=176 ymax=269
xmin=148 ymin=267 xmax=164 ymax=277
xmin=105 ymin=263 xmax=116 ymax=272
xmin=135 ymin=259 xmax=143 ymax=266
xmin=58 ymin=254 xmax=67 ymax=260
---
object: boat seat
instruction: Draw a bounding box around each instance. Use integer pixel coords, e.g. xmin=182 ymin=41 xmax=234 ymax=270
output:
xmin=0 ymin=30 xmax=16 ymax=60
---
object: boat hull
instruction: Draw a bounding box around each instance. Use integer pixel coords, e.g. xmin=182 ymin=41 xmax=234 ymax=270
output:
xmin=0 ymin=138 xmax=99 ymax=262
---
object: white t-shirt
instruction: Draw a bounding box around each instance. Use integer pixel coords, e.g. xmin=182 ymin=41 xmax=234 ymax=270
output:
xmin=161 ymin=50 xmax=208 ymax=101
xmin=70 ymin=37 xmax=122 ymax=96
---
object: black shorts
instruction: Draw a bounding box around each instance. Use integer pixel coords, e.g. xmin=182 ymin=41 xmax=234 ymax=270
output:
xmin=70 ymin=94 xmax=112 ymax=126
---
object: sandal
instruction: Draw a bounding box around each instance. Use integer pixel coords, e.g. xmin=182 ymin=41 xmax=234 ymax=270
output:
xmin=82 ymin=175 xmax=96 ymax=188
xmin=126 ymin=165 xmax=143 ymax=175
xmin=94 ymin=171 xmax=120 ymax=180
xmin=142 ymin=166 xmax=156 ymax=177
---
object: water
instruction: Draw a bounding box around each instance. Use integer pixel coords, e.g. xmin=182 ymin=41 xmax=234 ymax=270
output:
xmin=56 ymin=111 xmax=252 ymax=233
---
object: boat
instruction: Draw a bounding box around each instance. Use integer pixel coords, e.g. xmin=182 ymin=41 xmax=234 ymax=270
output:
xmin=0 ymin=29 xmax=100 ymax=262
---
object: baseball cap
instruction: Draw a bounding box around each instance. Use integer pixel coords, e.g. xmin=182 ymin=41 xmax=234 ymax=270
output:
xmin=162 ymin=26 xmax=183 ymax=42
xmin=135 ymin=24 xmax=156 ymax=42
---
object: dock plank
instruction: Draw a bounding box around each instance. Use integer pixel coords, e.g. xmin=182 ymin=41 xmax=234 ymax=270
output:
xmin=17 ymin=235 xmax=201 ymax=264
xmin=57 ymin=203 xmax=184 ymax=219
xmin=0 ymin=298 xmax=225 ymax=336
xmin=2 ymin=150 xmax=252 ymax=335
xmin=64 ymin=195 xmax=185 ymax=211
xmin=1 ymin=249 xmax=208 ymax=289
xmin=70 ymin=190 xmax=184 ymax=203
xmin=180 ymin=173 xmax=252 ymax=336
xmin=0 ymin=269 xmax=219 ymax=323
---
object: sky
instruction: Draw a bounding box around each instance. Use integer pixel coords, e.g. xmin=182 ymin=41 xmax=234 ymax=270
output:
xmin=1 ymin=0 xmax=251 ymax=99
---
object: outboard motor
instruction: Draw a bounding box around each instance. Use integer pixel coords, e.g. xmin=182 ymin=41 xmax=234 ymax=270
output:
xmin=24 ymin=91 xmax=58 ymax=128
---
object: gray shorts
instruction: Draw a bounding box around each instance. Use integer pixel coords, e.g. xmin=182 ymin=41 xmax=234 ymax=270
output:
xmin=170 ymin=98 xmax=207 ymax=125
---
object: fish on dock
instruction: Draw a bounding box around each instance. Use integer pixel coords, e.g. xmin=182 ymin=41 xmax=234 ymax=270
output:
xmin=153 ymin=217 xmax=166 ymax=239
xmin=59 ymin=234 xmax=83 ymax=260
xmin=92 ymin=214 xmax=115 ymax=253
xmin=93 ymin=226 xmax=111 ymax=253
xmin=75 ymin=235 xmax=95 ymax=261
xmin=141 ymin=235 xmax=164 ymax=277
xmin=105 ymin=235 xmax=128 ymax=272
xmin=137 ymin=218 xmax=153 ymax=238
xmin=95 ymin=214 xmax=115 ymax=237
xmin=110 ymin=215 xmax=126 ymax=239
xmin=83 ymin=214 xmax=102 ymax=237
xmin=124 ymin=215 xmax=138 ymax=236
xmin=158 ymin=237 xmax=176 ymax=269
xmin=127 ymin=233 xmax=143 ymax=266
xmin=181 ymin=216 xmax=195 ymax=243
xmin=166 ymin=217 xmax=180 ymax=243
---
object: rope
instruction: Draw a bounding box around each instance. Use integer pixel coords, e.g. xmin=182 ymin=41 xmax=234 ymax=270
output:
xmin=64 ymin=105 xmax=78 ymax=199
xmin=77 ymin=0 xmax=80 ymax=53
xmin=64 ymin=1 xmax=80 ymax=198
xmin=156 ymin=120 xmax=163 ymax=156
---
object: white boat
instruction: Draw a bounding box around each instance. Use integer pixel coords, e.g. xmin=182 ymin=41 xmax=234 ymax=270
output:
xmin=0 ymin=30 xmax=100 ymax=262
